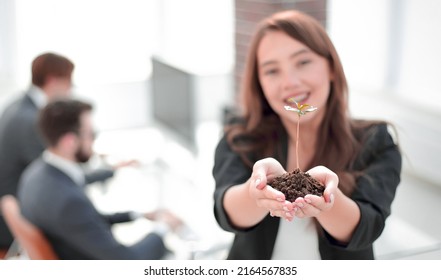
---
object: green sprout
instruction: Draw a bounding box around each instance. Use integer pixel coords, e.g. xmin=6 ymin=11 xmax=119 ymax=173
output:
xmin=284 ymin=98 xmax=317 ymax=170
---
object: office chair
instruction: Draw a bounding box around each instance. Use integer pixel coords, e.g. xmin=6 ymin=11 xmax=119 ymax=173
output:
xmin=0 ymin=195 xmax=58 ymax=260
xmin=0 ymin=249 xmax=7 ymax=259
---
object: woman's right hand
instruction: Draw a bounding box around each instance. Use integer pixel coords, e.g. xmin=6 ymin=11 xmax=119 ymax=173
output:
xmin=250 ymin=158 xmax=296 ymax=221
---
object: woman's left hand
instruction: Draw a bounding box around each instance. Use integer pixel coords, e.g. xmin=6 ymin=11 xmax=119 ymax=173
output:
xmin=291 ymin=165 xmax=339 ymax=218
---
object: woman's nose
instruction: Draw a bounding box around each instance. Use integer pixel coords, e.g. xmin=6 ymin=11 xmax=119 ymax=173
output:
xmin=281 ymin=70 xmax=301 ymax=90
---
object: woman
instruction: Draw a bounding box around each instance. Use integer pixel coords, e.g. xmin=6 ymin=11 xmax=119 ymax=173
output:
xmin=212 ymin=10 xmax=401 ymax=259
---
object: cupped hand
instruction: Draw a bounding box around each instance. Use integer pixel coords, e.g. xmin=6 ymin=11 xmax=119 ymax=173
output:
xmin=291 ymin=165 xmax=339 ymax=219
xmin=249 ymin=158 xmax=296 ymax=221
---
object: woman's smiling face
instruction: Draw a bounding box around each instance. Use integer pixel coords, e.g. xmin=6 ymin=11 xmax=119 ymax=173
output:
xmin=257 ymin=30 xmax=332 ymax=125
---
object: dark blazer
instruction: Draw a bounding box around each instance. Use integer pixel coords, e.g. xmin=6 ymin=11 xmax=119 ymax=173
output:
xmin=18 ymin=158 xmax=167 ymax=260
xmin=213 ymin=124 xmax=401 ymax=259
xmin=0 ymin=93 xmax=43 ymax=197
xmin=0 ymin=93 xmax=43 ymax=248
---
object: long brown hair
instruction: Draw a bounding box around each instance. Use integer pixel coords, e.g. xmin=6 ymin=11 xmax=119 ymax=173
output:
xmin=226 ymin=10 xmax=385 ymax=195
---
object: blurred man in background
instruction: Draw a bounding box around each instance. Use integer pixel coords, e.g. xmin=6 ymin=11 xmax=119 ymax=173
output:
xmin=0 ymin=52 xmax=74 ymax=252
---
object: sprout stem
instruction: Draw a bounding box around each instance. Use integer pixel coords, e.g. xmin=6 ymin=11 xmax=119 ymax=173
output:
xmin=296 ymin=114 xmax=300 ymax=169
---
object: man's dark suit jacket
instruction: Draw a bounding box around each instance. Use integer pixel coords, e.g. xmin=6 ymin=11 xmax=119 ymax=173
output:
xmin=18 ymin=158 xmax=167 ymax=260
xmin=0 ymin=93 xmax=43 ymax=248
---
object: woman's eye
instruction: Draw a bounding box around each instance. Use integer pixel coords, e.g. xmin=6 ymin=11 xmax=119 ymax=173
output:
xmin=264 ymin=69 xmax=279 ymax=76
xmin=298 ymin=59 xmax=311 ymax=66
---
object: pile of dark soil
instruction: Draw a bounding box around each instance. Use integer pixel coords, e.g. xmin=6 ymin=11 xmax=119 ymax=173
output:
xmin=269 ymin=168 xmax=325 ymax=202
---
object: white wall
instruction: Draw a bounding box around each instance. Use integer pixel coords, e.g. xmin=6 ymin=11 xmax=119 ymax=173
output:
xmin=155 ymin=0 xmax=234 ymax=75
xmin=328 ymin=0 xmax=390 ymax=93
xmin=328 ymin=0 xmax=441 ymax=112
xmin=397 ymin=0 xmax=441 ymax=111
xmin=0 ymin=0 xmax=19 ymax=107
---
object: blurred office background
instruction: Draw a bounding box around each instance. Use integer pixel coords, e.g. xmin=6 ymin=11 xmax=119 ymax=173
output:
xmin=0 ymin=0 xmax=440 ymax=259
